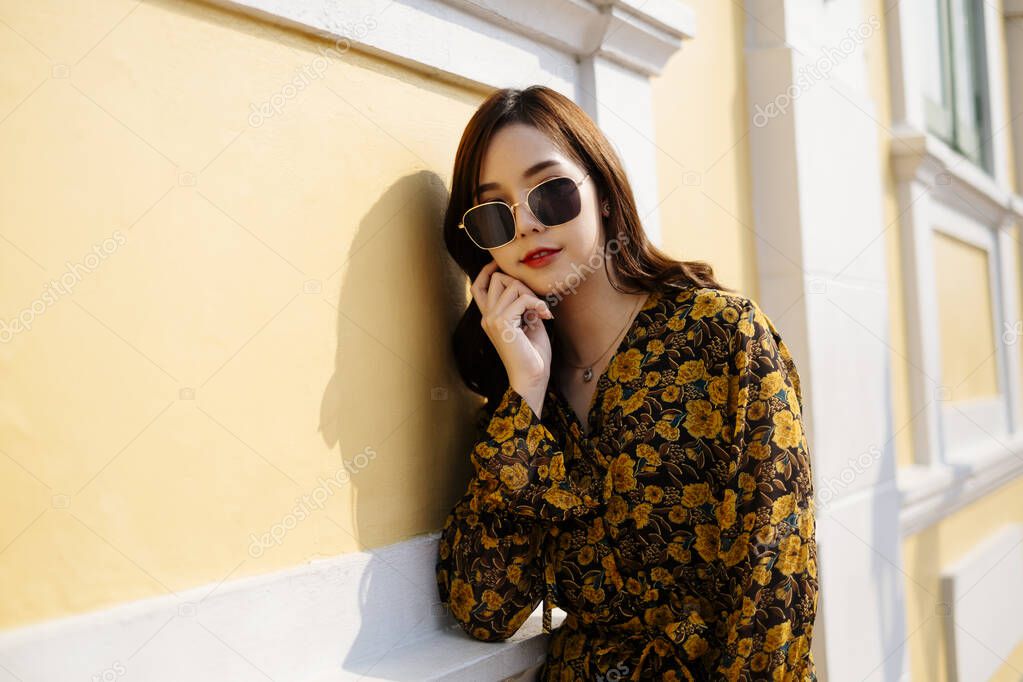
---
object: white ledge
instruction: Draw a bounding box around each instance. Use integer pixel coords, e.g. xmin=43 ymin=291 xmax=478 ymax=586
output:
xmin=890 ymin=125 xmax=1023 ymax=226
xmin=898 ymin=433 xmax=1023 ymax=535
xmin=311 ymin=607 xmax=566 ymax=681
xmin=0 ymin=532 xmax=565 ymax=681
xmin=212 ymin=0 xmax=695 ymax=89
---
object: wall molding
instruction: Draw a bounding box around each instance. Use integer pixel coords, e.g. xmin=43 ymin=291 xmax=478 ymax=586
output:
xmin=442 ymin=0 xmax=696 ymax=77
xmin=890 ymin=126 xmax=1023 ymax=226
xmin=898 ymin=436 xmax=1023 ymax=536
xmin=216 ymin=0 xmax=695 ymax=87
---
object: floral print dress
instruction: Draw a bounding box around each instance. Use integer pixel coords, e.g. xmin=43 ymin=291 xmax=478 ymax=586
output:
xmin=435 ymin=285 xmax=819 ymax=681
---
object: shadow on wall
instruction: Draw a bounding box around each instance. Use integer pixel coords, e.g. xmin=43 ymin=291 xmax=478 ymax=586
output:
xmin=318 ymin=170 xmax=488 ymax=675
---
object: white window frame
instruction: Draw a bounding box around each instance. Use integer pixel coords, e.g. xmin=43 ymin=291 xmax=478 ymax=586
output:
xmin=1007 ymin=1 xmax=1023 ymax=195
xmin=928 ymin=201 xmax=1014 ymax=457
xmin=888 ymin=0 xmax=1023 ymax=534
xmin=923 ymin=0 xmax=994 ymax=173
xmin=889 ymin=149 xmax=1023 ymax=536
xmin=889 ymin=0 xmax=1012 ymax=185
xmin=890 ymin=14 xmax=1023 ymax=678
xmin=892 ymin=133 xmax=1023 ymax=468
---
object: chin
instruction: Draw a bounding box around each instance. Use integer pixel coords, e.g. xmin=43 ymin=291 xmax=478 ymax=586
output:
xmin=522 ymin=268 xmax=572 ymax=302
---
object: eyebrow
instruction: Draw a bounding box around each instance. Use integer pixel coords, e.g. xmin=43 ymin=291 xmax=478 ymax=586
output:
xmin=475 ymin=159 xmax=564 ymax=199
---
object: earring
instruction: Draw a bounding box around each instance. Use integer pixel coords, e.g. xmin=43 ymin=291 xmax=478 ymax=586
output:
xmin=602 ymin=201 xmax=610 ymax=216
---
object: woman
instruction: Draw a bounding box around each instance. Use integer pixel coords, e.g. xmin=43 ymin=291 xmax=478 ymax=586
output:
xmin=435 ymin=85 xmax=818 ymax=681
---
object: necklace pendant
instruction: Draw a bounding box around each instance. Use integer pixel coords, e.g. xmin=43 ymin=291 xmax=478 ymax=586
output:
xmin=582 ymin=367 xmax=593 ymax=382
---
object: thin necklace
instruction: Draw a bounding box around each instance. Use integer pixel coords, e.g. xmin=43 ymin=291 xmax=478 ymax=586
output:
xmin=560 ymin=293 xmax=647 ymax=382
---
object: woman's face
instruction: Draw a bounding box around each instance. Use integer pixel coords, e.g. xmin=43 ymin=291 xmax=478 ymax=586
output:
xmin=473 ymin=122 xmax=605 ymax=298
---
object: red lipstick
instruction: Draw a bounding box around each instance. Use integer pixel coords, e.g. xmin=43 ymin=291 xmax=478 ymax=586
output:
xmin=521 ymin=247 xmax=563 ymax=268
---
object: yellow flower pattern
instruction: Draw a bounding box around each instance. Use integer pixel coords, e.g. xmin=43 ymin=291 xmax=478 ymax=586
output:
xmin=436 ymin=286 xmax=818 ymax=681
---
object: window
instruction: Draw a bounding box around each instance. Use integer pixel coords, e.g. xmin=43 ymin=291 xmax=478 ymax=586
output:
xmin=923 ymin=0 xmax=992 ymax=173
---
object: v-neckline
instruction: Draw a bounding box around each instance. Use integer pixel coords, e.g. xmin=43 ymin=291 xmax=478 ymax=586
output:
xmin=550 ymin=289 xmax=658 ymax=440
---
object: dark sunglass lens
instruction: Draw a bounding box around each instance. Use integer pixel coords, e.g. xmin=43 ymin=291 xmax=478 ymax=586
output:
xmin=529 ymin=177 xmax=581 ymax=226
xmin=464 ymin=204 xmax=515 ymax=248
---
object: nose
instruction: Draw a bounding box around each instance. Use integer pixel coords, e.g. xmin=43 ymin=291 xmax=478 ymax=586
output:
xmin=513 ymin=200 xmax=546 ymax=239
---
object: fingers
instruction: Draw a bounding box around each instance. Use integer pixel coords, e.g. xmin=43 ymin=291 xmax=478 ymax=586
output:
xmin=486 ymin=271 xmax=508 ymax=315
xmin=471 ymin=261 xmax=553 ymax=342
xmin=470 ymin=260 xmax=501 ymax=316
xmin=492 ymin=283 xmax=552 ymax=333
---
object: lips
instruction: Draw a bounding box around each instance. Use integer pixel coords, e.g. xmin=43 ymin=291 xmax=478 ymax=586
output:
xmin=521 ymin=247 xmax=563 ymax=263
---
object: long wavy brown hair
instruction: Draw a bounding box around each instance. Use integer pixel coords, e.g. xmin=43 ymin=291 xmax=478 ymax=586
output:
xmin=444 ymin=85 xmax=731 ymax=409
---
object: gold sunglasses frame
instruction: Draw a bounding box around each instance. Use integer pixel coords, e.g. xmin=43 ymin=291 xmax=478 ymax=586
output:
xmin=458 ymin=172 xmax=591 ymax=250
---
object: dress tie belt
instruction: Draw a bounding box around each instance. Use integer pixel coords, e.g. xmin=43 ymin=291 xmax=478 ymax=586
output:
xmin=561 ymin=611 xmax=713 ymax=681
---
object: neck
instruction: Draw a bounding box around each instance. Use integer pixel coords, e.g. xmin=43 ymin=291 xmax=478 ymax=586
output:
xmin=548 ymin=270 xmax=648 ymax=370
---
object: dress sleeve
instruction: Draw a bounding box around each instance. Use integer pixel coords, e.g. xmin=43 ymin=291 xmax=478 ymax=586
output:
xmin=435 ymin=394 xmax=566 ymax=641
xmin=711 ymin=300 xmax=819 ymax=680
xmin=465 ymin=384 xmax=604 ymax=523
xmin=435 ymin=477 xmax=548 ymax=641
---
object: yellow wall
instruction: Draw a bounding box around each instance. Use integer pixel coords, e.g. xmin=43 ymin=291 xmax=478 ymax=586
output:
xmin=902 ymin=476 xmax=1023 ymax=681
xmin=932 ymin=232 xmax=999 ymax=399
xmin=862 ymin=0 xmax=919 ymax=470
xmin=651 ymin=1 xmax=755 ymax=298
xmin=0 ymin=0 xmax=756 ymax=634
xmin=0 ymin=0 xmax=486 ymax=630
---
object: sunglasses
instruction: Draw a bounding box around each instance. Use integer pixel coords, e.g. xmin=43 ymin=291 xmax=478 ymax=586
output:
xmin=459 ymin=172 xmax=591 ymax=250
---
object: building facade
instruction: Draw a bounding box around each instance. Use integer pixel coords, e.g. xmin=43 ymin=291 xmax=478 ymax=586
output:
xmin=1 ymin=0 xmax=1022 ymax=680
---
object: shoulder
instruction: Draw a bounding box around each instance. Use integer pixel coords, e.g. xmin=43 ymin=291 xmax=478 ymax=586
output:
xmin=667 ymin=287 xmax=802 ymax=406
xmin=638 ymin=286 xmax=793 ymax=371
xmin=649 ymin=285 xmax=763 ymax=340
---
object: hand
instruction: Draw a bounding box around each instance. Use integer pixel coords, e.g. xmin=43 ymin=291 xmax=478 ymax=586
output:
xmin=471 ymin=260 xmax=554 ymax=408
